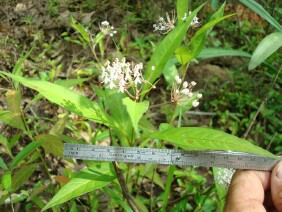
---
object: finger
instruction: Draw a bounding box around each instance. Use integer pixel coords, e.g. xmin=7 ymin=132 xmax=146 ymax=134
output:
xmin=271 ymin=161 xmax=282 ymax=211
xmin=224 ymin=170 xmax=270 ymax=212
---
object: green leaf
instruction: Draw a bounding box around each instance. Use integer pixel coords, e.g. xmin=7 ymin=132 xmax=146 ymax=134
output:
xmin=239 ymin=0 xmax=282 ymax=32
xmin=12 ymin=47 xmax=34 ymax=90
xmin=70 ymin=15 xmax=90 ymax=43
xmin=248 ymin=32 xmax=282 ymax=70
xmin=175 ymin=46 xmax=192 ymax=65
xmin=141 ymin=3 xmax=207 ymax=96
xmin=177 ymin=0 xmax=189 ymax=23
xmin=0 ymin=135 xmax=12 ymax=157
xmin=42 ymin=163 xmax=116 ymax=211
xmin=4 ymin=90 xmax=26 ymax=130
xmin=2 ymin=171 xmax=12 ymax=192
xmin=0 ymin=157 xmax=8 ymax=170
xmin=162 ymin=58 xmax=179 ymax=85
xmin=0 ymin=72 xmax=114 ymax=127
xmin=36 ymin=134 xmax=64 ymax=157
xmin=150 ymin=127 xmax=277 ymax=158
xmin=197 ymin=48 xmax=252 ymax=59
xmin=9 ymin=141 xmax=42 ymax=170
xmin=49 ymin=115 xmax=68 ymax=136
xmin=105 ymin=91 xmax=132 ymax=146
xmin=189 ymin=13 xmax=235 ymax=59
xmin=122 ymin=97 xmax=149 ymax=136
xmin=12 ymin=163 xmax=38 ymax=191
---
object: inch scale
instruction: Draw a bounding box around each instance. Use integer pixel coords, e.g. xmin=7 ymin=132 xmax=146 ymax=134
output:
xmin=64 ymin=143 xmax=281 ymax=171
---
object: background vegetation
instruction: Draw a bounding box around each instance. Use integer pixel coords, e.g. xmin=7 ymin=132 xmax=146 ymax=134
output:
xmin=0 ymin=0 xmax=281 ymax=211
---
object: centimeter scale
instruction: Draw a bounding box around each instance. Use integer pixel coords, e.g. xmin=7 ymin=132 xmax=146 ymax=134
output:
xmin=64 ymin=143 xmax=281 ymax=171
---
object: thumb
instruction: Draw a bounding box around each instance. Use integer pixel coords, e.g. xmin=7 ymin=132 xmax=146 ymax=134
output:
xmin=271 ymin=161 xmax=282 ymax=211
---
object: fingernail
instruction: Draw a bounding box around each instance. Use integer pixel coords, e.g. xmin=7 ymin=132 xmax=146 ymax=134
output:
xmin=276 ymin=163 xmax=282 ymax=179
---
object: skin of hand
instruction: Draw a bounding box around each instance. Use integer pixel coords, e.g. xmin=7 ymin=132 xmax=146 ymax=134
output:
xmin=224 ymin=161 xmax=282 ymax=212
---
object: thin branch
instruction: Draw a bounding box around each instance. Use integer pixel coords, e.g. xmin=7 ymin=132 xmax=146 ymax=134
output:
xmin=243 ymin=66 xmax=281 ymax=139
xmin=108 ymin=128 xmax=140 ymax=211
xmin=112 ymin=161 xmax=140 ymax=212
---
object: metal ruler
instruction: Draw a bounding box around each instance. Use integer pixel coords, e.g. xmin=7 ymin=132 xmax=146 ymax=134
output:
xmin=64 ymin=143 xmax=281 ymax=171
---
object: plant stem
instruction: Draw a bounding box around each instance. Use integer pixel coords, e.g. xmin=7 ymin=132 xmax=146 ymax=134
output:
xmin=112 ymin=161 xmax=140 ymax=212
xmin=161 ymin=165 xmax=176 ymax=211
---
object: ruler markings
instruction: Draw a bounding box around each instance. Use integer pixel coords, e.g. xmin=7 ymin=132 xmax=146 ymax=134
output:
xmin=64 ymin=143 xmax=280 ymax=171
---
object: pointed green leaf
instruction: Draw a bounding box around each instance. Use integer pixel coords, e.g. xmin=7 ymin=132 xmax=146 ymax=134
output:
xmin=2 ymin=171 xmax=12 ymax=192
xmin=4 ymin=90 xmax=26 ymax=130
xmin=12 ymin=47 xmax=34 ymax=90
xmin=150 ymin=127 xmax=277 ymax=158
xmin=9 ymin=141 xmax=42 ymax=170
xmin=70 ymin=16 xmax=90 ymax=43
xmin=122 ymin=97 xmax=149 ymax=136
xmin=42 ymin=163 xmax=116 ymax=210
xmin=0 ymin=157 xmax=8 ymax=170
xmin=36 ymin=134 xmax=64 ymax=157
xmin=248 ymin=32 xmax=282 ymax=70
xmin=12 ymin=163 xmax=38 ymax=191
xmin=0 ymin=72 xmax=114 ymax=127
xmin=142 ymin=3 xmax=207 ymax=96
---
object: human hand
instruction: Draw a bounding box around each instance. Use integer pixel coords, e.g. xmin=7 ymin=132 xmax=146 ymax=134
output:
xmin=225 ymin=161 xmax=282 ymax=211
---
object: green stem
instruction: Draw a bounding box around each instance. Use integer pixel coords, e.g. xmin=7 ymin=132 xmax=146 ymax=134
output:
xmin=161 ymin=165 xmax=176 ymax=211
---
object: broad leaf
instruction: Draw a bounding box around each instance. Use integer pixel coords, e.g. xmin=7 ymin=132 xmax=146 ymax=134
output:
xmin=36 ymin=134 xmax=64 ymax=157
xmin=12 ymin=163 xmax=38 ymax=191
xmin=1 ymin=90 xmax=26 ymax=130
xmin=0 ymin=72 xmax=114 ymax=127
xmin=248 ymin=32 xmax=282 ymax=70
xmin=42 ymin=163 xmax=116 ymax=210
xmin=122 ymin=97 xmax=149 ymax=136
xmin=150 ymin=127 xmax=278 ymax=158
xmin=2 ymin=171 xmax=12 ymax=192
xmin=142 ymin=3 xmax=207 ymax=96
xmin=9 ymin=141 xmax=42 ymax=170
xmin=105 ymin=91 xmax=133 ymax=146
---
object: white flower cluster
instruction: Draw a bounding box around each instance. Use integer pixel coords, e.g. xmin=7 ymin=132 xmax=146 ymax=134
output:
xmin=101 ymin=58 xmax=144 ymax=93
xmin=214 ymin=168 xmax=235 ymax=189
xmin=171 ymin=75 xmax=202 ymax=107
xmin=153 ymin=11 xmax=176 ymax=34
xmin=181 ymin=11 xmax=201 ymax=27
xmin=99 ymin=21 xmax=117 ymax=37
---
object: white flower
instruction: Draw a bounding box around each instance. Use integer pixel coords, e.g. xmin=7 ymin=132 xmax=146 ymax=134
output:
xmin=100 ymin=58 xmax=145 ymax=93
xmin=153 ymin=11 xmax=176 ymax=34
xmin=99 ymin=21 xmax=117 ymax=37
xmin=151 ymin=66 xmax=155 ymax=71
xmin=181 ymin=11 xmax=202 ymax=27
xmin=197 ymin=93 xmax=202 ymax=98
xmin=175 ymin=75 xmax=182 ymax=84
xmin=180 ymin=88 xmax=189 ymax=95
xmin=101 ymin=21 xmax=109 ymax=26
xmin=182 ymin=81 xmax=188 ymax=88
xmin=171 ymin=78 xmax=201 ymax=106
xmin=191 ymin=81 xmax=197 ymax=86
xmin=192 ymin=100 xmax=199 ymax=107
